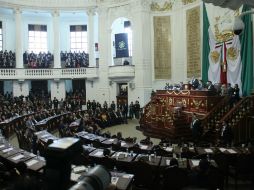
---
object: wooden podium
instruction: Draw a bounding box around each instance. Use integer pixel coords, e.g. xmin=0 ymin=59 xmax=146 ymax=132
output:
xmin=139 ymin=90 xmax=223 ymax=139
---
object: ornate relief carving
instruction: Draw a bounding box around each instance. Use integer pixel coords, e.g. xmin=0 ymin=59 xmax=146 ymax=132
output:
xmin=182 ymin=0 xmax=197 ymax=5
xmin=213 ymin=9 xmax=239 ymax=43
xmin=150 ymin=1 xmax=172 ymax=11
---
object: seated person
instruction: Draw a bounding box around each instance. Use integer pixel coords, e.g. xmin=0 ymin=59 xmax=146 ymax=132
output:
xmin=140 ymin=136 xmax=153 ymax=145
xmin=169 ymin=158 xmax=179 ymax=167
xmin=188 ymin=158 xmax=210 ymax=188
xmin=198 ymin=80 xmax=204 ymax=90
xmin=191 ymin=78 xmax=199 ymax=89
xmin=206 ymin=81 xmax=215 ymax=91
xmin=103 ymin=148 xmax=111 ymax=158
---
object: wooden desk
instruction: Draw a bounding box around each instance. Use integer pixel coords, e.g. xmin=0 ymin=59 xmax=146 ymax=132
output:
xmin=134 ymin=154 xmax=161 ymax=166
xmin=89 ymin=149 xmax=115 ymax=158
xmin=160 ymin=157 xmax=187 ymax=169
xmin=82 ymin=145 xmax=96 ymax=154
xmin=0 ymin=146 xmax=23 ymax=158
xmin=7 ymin=151 xmax=36 ymax=164
xmin=35 ymin=130 xmax=58 ymax=143
xmin=111 ymin=152 xmax=136 ymax=163
xmin=189 ymin=159 xmax=217 ymax=169
xmin=25 ymin=157 xmax=46 ymax=172
xmin=111 ymin=172 xmax=134 ymax=190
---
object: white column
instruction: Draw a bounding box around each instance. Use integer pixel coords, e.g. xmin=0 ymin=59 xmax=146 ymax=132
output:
xmin=129 ymin=0 xmax=153 ymax=107
xmin=86 ymin=7 xmax=111 ymax=103
xmin=51 ymin=79 xmax=66 ymax=100
xmin=14 ymin=8 xmax=23 ymax=68
xmin=52 ymin=10 xmax=61 ymax=68
xmin=87 ymin=9 xmax=96 ymax=67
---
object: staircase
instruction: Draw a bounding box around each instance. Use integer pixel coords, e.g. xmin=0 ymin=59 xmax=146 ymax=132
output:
xmin=218 ymin=96 xmax=254 ymax=143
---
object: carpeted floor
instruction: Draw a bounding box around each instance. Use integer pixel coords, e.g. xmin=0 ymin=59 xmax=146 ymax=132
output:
xmin=101 ymin=119 xmax=160 ymax=144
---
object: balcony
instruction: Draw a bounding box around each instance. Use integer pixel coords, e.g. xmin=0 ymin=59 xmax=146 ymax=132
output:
xmin=108 ymin=65 xmax=135 ymax=82
xmin=0 ymin=67 xmax=99 ymax=80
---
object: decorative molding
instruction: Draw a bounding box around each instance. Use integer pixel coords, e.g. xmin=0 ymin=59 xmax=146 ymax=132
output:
xmin=13 ymin=7 xmax=22 ymax=14
xmin=150 ymin=1 xmax=172 ymax=11
xmin=51 ymin=10 xmax=60 ymax=17
xmin=182 ymin=0 xmax=197 ymax=5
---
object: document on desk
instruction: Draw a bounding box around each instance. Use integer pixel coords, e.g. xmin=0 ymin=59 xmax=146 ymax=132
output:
xmin=121 ymin=142 xmax=126 ymax=146
xmin=227 ymin=149 xmax=237 ymax=154
xmin=166 ymin=159 xmax=170 ymax=165
xmin=2 ymin=147 xmax=13 ymax=153
xmin=41 ymin=134 xmax=50 ymax=138
xmin=26 ymin=159 xmax=39 ymax=167
xmin=219 ymin=148 xmax=226 ymax=152
xmin=94 ymin=151 xmax=103 ymax=156
xmin=71 ymin=173 xmax=81 ymax=182
xmin=0 ymin=145 xmax=5 ymax=148
xmin=165 ymin=147 xmax=173 ymax=152
xmin=140 ymin=145 xmax=148 ymax=150
xmin=111 ymin=177 xmax=119 ymax=185
xmin=191 ymin=160 xmax=200 ymax=167
xmin=108 ymin=139 xmax=115 ymax=142
xmin=12 ymin=154 xmax=25 ymax=161
xmin=204 ymin=148 xmax=213 ymax=153
xmin=122 ymin=174 xmax=134 ymax=178
xmin=73 ymin=166 xmax=86 ymax=173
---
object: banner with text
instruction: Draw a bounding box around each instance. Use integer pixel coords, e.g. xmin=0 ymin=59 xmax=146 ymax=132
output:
xmin=115 ymin=33 xmax=129 ymax=58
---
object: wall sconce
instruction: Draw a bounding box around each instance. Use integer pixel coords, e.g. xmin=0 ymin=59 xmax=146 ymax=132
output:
xmin=18 ymin=79 xmax=24 ymax=92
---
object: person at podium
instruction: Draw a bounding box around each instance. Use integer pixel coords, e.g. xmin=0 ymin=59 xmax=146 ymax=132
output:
xmin=191 ymin=77 xmax=199 ymax=89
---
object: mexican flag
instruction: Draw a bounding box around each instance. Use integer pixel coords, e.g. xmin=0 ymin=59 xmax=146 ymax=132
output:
xmin=202 ymin=4 xmax=253 ymax=96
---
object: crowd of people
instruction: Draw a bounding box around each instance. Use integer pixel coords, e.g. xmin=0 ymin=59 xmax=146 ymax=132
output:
xmin=164 ymin=79 xmax=240 ymax=106
xmin=0 ymin=50 xmax=15 ymax=68
xmin=23 ymin=51 xmax=53 ymax=68
xmin=60 ymin=51 xmax=89 ymax=68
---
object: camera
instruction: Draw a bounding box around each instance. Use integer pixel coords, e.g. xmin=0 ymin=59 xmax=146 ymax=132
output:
xmin=233 ymin=16 xmax=244 ymax=35
xmin=69 ymin=165 xmax=111 ymax=190
xmin=44 ymin=137 xmax=111 ymax=190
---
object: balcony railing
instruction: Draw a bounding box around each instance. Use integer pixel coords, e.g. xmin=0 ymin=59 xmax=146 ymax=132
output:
xmin=108 ymin=65 xmax=135 ymax=82
xmin=0 ymin=67 xmax=99 ymax=80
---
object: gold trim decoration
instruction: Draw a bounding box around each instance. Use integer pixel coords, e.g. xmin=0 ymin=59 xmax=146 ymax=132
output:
xmin=151 ymin=2 xmax=172 ymax=11
xmin=182 ymin=0 xmax=197 ymax=5
xmin=210 ymin=50 xmax=220 ymax=63
xmin=227 ymin=47 xmax=239 ymax=61
xmin=214 ymin=16 xmax=235 ymax=43
xmin=193 ymin=99 xmax=202 ymax=109
xmin=166 ymin=90 xmax=190 ymax=95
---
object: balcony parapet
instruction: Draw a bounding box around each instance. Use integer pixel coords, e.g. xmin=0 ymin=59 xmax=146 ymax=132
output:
xmin=0 ymin=67 xmax=99 ymax=80
xmin=108 ymin=65 xmax=135 ymax=82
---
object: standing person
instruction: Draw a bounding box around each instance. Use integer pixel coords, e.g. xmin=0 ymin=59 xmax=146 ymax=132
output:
xmin=87 ymin=100 xmax=91 ymax=110
xmin=91 ymin=100 xmax=97 ymax=112
xmin=220 ymin=121 xmax=233 ymax=146
xmin=53 ymin=97 xmax=59 ymax=110
xmin=134 ymin=100 xmax=140 ymax=119
xmin=110 ymin=101 xmax=116 ymax=111
xmin=122 ymin=102 xmax=128 ymax=124
xmin=103 ymin=101 xmax=108 ymax=110
xmin=190 ymin=113 xmax=202 ymax=142
xmin=129 ymin=101 xmax=134 ymax=119
xmin=233 ymin=84 xmax=240 ymax=103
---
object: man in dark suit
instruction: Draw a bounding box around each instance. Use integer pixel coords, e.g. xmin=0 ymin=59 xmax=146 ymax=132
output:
xmin=190 ymin=113 xmax=202 ymax=141
xmin=220 ymin=121 xmax=233 ymax=146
